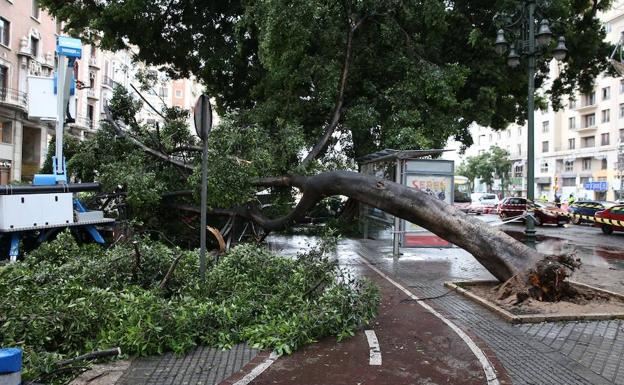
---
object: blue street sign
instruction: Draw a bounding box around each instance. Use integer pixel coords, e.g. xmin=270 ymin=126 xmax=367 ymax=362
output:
xmin=583 ymin=181 xmax=607 ymax=191
xmin=56 ymin=36 xmax=82 ymax=58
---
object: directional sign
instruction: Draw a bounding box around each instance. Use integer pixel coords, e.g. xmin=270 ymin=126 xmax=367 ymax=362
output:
xmin=583 ymin=181 xmax=608 ymax=191
xmin=193 ymin=95 xmax=212 ymax=141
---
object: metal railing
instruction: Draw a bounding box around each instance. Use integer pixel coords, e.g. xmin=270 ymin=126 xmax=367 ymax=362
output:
xmin=102 ymin=75 xmax=114 ymax=88
xmin=71 ymin=115 xmax=93 ymax=129
xmin=0 ymin=88 xmax=28 ymax=109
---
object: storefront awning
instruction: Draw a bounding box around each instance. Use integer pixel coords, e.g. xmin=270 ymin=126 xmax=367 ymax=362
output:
xmin=535 ymin=177 xmax=551 ymax=184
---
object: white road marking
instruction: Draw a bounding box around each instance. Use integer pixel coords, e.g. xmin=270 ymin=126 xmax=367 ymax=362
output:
xmin=364 ymin=330 xmax=382 ymax=365
xmin=359 ymin=256 xmax=501 ymax=385
xmin=232 ymin=351 xmax=280 ymax=385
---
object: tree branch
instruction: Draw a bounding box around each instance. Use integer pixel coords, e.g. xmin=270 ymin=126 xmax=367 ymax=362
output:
xmin=247 ymin=170 xmax=542 ymax=282
xmin=130 ymin=83 xmax=167 ymax=120
xmin=300 ymin=13 xmax=368 ymax=167
xmin=104 ymin=106 xmax=194 ymax=171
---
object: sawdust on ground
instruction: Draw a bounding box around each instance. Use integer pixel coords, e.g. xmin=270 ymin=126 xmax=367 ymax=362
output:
xmin=466 ymin=282 xmax=624 ymax=316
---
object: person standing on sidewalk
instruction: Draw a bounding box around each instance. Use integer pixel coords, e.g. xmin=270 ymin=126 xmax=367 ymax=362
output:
xmin=568 ymin=193 xmax=575 ymax=205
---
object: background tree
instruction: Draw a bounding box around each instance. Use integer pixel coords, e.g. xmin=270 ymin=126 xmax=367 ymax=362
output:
xmin=489 ymin=146 xmax=512 ymax=197
xmin=457 ymin=146 xmax=512 ymax=195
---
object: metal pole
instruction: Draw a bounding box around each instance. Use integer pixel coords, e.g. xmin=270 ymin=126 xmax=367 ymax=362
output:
xmin=55 ymin=55 xmax=67 ymax=177
xmin=525 ymin=0 xmax=537 ymax=245
xmin=393 ymin=159 xmax=401 ymax=256
xmin=199 ymin=125 xmax=209 ymax=281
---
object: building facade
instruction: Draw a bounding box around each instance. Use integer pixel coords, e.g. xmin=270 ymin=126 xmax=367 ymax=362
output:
xmin=0 ymin=0 xmax=58 ymax=182
xmin=0 ymin=0 xmax=204 ymax=182
xmin=453 ymin=2 xmax=624 ymax=202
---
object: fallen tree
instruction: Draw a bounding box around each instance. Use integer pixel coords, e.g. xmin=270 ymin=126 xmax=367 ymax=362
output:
xmin=42 ymin=0 xmax=609 ymax=304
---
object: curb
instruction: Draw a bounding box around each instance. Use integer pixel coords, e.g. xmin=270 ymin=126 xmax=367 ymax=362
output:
xmin=444 ymin=280 xmax=624 ymax=324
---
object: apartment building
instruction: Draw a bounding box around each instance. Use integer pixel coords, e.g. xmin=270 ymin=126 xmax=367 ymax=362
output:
xmin=0 ymin=0 xmax=58 ymax=182
xmin=454 ymin=2 xmax=624 ymax=202
xmin=0 ymin=1 xmax=204 ymax=182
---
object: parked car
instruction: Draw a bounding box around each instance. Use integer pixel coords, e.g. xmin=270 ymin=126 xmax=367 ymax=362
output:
xmin=594 ymin=205 xmax=624 ymax=234
xmin=498 ymin=197 xmax=527 ymax=218
xmin=498 ymin=197 xmax=568 ymax=226
xmin=468 ymin=193 xmax=499 ymax=214
xmin=533 ymin=202 xmax=569 ymax=227
xmin=567 ymin=200 xmax=616 ymax=224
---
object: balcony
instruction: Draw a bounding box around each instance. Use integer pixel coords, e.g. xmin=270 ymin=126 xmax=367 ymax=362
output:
xmin=69 ymin=115 xmax=93 ymax=130
xmin=88 ymin=57 xmax=100 ymax=69
xmin=575 ymin=102 xmax=597 ymax=112
xmin=87 ymin=89 xmax=99 ymax=100
xmin=0 ymin=88 xmax=28 ymax=111
xmin=576 ymin=124 xmax=597 ymax=132
xmin=102 ymin=75 xmax=114 ymax=89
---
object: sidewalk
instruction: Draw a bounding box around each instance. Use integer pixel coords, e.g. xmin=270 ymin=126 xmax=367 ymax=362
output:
xmin=351 ymin=238 xmax=624 ymax=385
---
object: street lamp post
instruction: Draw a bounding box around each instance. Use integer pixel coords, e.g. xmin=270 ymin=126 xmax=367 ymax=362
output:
xmin=493 ymin=0 xmax=568 ymax=245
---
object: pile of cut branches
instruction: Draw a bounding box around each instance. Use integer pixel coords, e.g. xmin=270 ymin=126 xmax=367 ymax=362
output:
xmin=0 ymin=232 xmax=378 ymax=384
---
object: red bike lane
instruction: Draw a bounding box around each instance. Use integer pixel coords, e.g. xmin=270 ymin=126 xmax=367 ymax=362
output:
xmin=222 ymin=254 xmax=511 ymax=385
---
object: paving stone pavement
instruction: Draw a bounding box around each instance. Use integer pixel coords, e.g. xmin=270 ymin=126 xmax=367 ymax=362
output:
xmin=356 ymin=240 xmax=624 ymax=385
xmin=115 ymin=344 xmax=258 ymax=385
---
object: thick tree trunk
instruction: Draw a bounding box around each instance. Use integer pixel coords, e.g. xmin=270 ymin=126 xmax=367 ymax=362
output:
xmin=252 ymin=170 xmax=544 ymax=282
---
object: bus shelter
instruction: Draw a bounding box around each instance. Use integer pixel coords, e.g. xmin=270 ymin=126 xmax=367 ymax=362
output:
xmin=357 ymin=149 xmax=454 ymax=256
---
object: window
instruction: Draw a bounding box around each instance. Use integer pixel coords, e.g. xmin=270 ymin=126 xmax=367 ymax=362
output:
xmin=582 ymin=113 xmax=595 ymax=128
xmin=602 ymin=159 xmax=608 ymax=170
xmin=580 ymin=176 xmax=591 ymax=185
xmin=582 ymin=158 xmax=592 ymax=171
xmin=540 ymin=161 xmax=549 ymax=173
xmin=603 ymin=86 xmax=611 ymax=100
xmin=497 ymin=132 xmax=501 ymax=140
xmin=517 ymin=127 xmax=522 ymax=136
xmin=601 ymin=133 xmax=610 ymax=146
xmin=158 ymin=86 xmax=168 ymax=97
xmin=542 ymin=141 xmax=549 ymax=152
xmin=55 ymin=20 xmax=62 ymax=35
xmin=621 ymin=104 xmax=624 ymax=118
xmin=581 ymin=136 xmax=595 ymax=148
xmin=0 ymin=65 xmax=7 ymax=90
xmin=569 ymin=98 xmax=576 ymax=109
xmin=32 ymin=0 xmax=40 ymax=19
xmin=0 ymin=121 xmax=12 ymax=144
xmin=621 ymin=80 xmax=624 ymax=94
xmin=562 ymin=177 xmax=575 ymax=186
xmin=606 ymin=22 xmax=613 ymax=33
xmin=542 ymin=121 xmax=549 ymax=133
xmin=582 ymin=91 xmax=596 ymax=106
xmin=489 ymin=134 xmax=492 ymax=142
xmin=621 ymin=128 xmax=624 ymax=142
xmin=517 ymin=144 xmax=522 ymax=155
xmin=30 ymin=36 xmax=39 ymax=57
xmin=514 ymin=165 xmax=523 ymax=177
xmin=175 ymin=89 xmax=183 ymax=98
xmin=602 ymin=109 xmax=610 ymax=123
xmin=564 ymin=161 xmax=574 ymax=172
xmin=0 ymin=18 xmax=9 ymax=47
xmin=568 ymin=138 xmax=575 ymax=149
xmin=478 ymin=135 xmax=485 ymax=145
xmin=507 ymin=130 xmax=511 ymax=138
xmin=569 ymin=117 xmax=576 ymax=129
xmin=87 ymin=104 xmax=94 ymax=129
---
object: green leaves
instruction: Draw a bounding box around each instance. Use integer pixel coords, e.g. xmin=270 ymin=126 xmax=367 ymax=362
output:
xmin=0 ymin=234 xmax=379 ymax=384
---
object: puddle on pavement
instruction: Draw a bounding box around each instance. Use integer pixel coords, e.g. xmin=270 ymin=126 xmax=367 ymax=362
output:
xmin=504 ymin=230 xmax=624 ymax=270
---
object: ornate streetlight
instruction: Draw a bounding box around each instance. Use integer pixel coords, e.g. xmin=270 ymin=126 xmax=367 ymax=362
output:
xmin=493 ymin=1 xmax=568 ymax=245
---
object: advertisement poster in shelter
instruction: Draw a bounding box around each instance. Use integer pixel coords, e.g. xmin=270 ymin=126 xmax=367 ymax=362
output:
xmin=403 ymin=174 xmax=453 ymax=247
